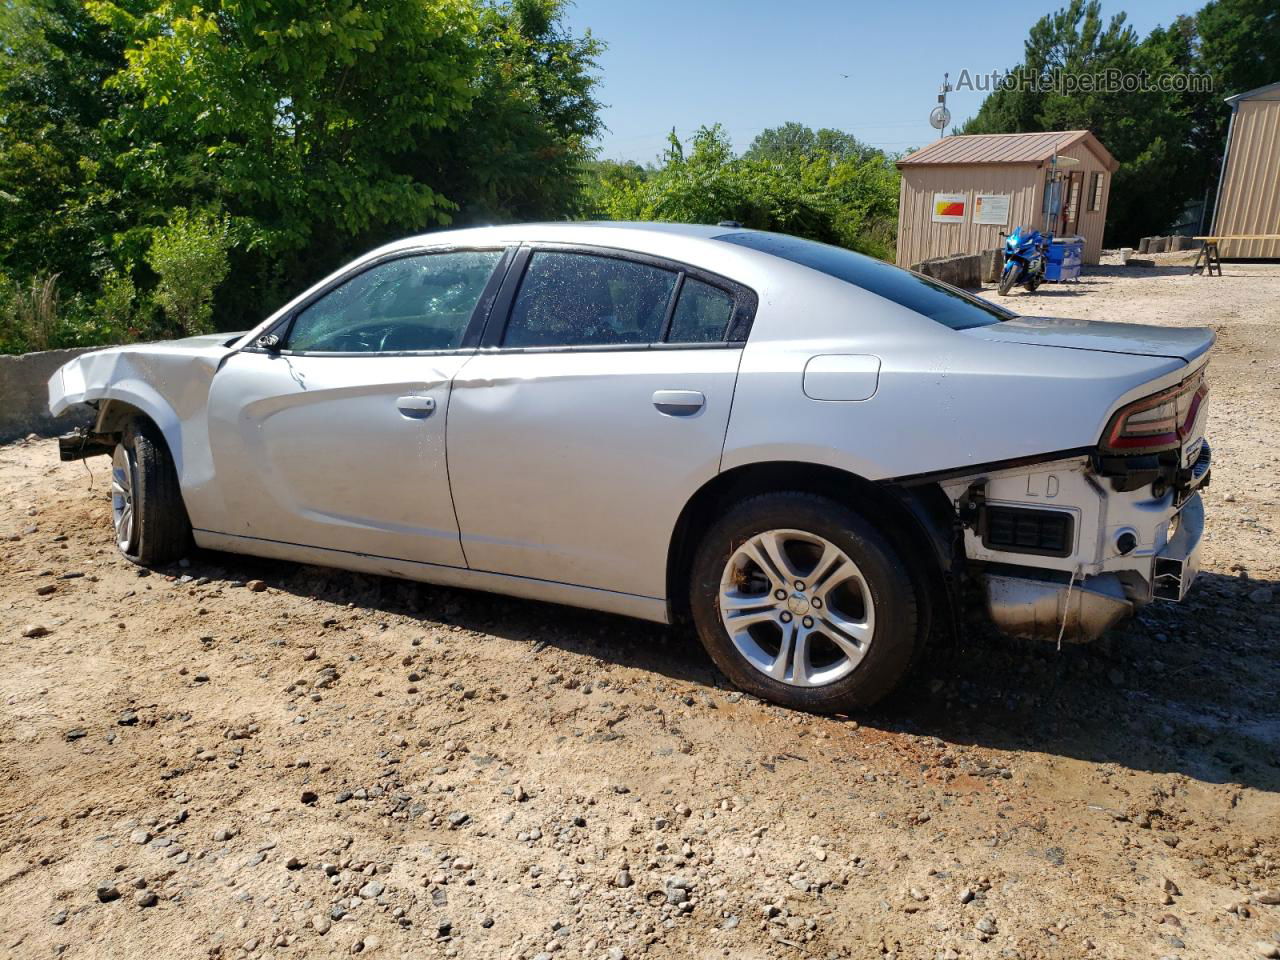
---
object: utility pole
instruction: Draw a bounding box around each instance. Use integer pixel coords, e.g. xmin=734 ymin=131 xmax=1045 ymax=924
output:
xmin=929 ymin=74 xmax=953 ymax=139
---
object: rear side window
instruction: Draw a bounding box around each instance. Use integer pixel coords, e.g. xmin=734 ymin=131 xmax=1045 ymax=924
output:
xmin=717 ymin=231 xmax=1013 ymax=330
xmin=503 ymin=252 xmax=677 ymax=348
xmin=668 ymin=278 xmax=734 ymax=343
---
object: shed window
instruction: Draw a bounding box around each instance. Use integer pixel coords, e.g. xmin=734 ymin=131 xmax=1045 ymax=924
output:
xmin=1088 ymin=172 xmax=1104 ymax=212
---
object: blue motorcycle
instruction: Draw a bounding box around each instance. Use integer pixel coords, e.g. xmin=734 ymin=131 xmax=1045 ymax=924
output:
xmin=998 ymin=225 xmax=1050 ymax=296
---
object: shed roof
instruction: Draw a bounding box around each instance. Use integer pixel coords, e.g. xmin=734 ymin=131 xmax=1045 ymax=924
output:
xmin=1225 ymin=80 xmax=1280 ymax=104
xmin=897 ymin=130 xmax=1118 ymax=171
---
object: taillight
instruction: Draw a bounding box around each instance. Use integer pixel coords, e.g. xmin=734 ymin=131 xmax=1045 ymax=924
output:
xmin=1102 ymin=370 xmax=1207 ymax=455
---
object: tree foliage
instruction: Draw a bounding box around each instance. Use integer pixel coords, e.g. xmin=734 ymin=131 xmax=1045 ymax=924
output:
xmin=962 ymin=0 xmax=1277 ymax=244
xmin=0 ymin=0 xmax=602 ymax=345
xmin=744 ymin=122 xmax=881 ymax=165
xmin=590 ymin=125 xmax=901 ymax=261
xmin=146 ymin=208 xmax=232 ymax=335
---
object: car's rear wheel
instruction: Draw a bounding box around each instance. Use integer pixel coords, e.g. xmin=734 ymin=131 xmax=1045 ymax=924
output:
xmin=689 ymin=492 xmax=922 ymax=713
xmin=110 ymin=419 xmax=192 ymax=566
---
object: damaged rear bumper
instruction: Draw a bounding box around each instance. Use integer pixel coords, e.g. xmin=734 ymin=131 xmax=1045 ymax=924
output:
xmin=941 ymin=432 xmax=1210 ymax=643
xmin=984 ymin=570 xmax=1132 ymax=643
xmin=981 ymin=490 xmax=1204 ymax=642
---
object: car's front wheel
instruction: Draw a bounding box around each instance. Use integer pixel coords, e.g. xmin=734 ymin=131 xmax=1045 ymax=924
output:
xmin=110 ymin=419 xmax=192 ymax=566
xmin=689 ymin=492 xmax=923 ymax=713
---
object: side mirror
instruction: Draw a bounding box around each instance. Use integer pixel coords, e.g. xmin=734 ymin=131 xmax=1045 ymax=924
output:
xmin=256 ymin=333 xmax=281 ymax=352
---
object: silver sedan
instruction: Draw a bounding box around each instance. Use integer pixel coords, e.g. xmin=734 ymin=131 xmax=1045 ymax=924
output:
xmin=49 ymin=222 xmax=1212 ymax=712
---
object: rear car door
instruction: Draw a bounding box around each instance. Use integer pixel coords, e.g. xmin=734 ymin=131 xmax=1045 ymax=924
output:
xmin=447 ymin=245 xmax=756 ymax=598
xmin=206 ymin=247 xmax=511 ymax=566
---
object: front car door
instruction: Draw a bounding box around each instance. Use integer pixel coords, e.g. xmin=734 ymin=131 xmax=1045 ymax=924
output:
xmin=206 ymin=247 xmax=511 ymax=567
xmin=447 ymin=246 xmax=756 ymax=599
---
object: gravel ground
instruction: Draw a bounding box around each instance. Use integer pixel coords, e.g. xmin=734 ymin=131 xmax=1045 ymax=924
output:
xmin=2 ymin=258 xmax=1279 ymax=960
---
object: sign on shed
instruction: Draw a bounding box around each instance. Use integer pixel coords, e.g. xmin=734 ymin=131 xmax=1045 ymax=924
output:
xmin=974 ymin=194 xmax=1010 ymax=225
xmin=931 ymin=193 xmax=966 ymax=223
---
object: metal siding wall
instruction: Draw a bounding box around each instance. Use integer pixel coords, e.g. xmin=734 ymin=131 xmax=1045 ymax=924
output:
xmin=1058 ymin=143 xmax=1111 ymax=264
xmin=895 ymin=165 xmax=1040 ymax=268
xmin=895 ymin=174 xmax=914 ymax=267
xmin=1216 ymin=99 xmax=1280 ymax=258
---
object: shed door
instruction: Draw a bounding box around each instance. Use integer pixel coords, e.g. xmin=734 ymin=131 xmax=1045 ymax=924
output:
xmin=1063 ymin=172 xmax=1083 ymax=235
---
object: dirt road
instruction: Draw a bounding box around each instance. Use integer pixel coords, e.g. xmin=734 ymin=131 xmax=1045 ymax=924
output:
xmin=2 ymin=260 xmax=1279 ymax=960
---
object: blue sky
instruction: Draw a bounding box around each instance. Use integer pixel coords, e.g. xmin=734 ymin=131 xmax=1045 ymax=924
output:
xmin=563 ymin=0 xmax=1202 ymax=164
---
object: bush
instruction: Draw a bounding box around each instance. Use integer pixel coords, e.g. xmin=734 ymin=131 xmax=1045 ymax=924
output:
xmin=588 ymin=125 xmax=900 ymax=261
xmin=0 ymin=272 xmax=60 ymax=353
xmin=93 ymin=268 xmax=140 ymax=342
xmin=146 ymin=210 xmax=232 ymax=337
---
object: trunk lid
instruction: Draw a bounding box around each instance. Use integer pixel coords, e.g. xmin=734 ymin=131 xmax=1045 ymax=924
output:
xmin=963 ymin=316 xmax=1215 ymax=363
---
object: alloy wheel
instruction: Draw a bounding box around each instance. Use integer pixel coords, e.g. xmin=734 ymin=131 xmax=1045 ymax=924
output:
xmin=718 ymin=529 xmax=875 ymax=687
xmin=111 ymin=443 xmax=138 ymax=554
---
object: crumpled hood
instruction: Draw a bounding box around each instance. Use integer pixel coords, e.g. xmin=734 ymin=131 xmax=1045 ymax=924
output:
xmin=962 ymin=316 xmax=1215 ymax=363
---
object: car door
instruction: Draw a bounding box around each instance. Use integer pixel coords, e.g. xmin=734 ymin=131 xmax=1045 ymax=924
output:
xmin=206 ymin=247 xmax=511 ymax=567
xmin=447 ymin=246 xmax=756 ymax=598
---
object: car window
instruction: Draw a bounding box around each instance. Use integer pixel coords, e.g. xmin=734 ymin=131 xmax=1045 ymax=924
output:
xmin=667 ymin=278 xmax=734 ymax=343
xmin=503 ymin=252 xmax=677 ymax=348
xmin=287 ymin=251 xmax=503 ymax=353
xmin=716 ymin=230 xmax=1013 ymax=330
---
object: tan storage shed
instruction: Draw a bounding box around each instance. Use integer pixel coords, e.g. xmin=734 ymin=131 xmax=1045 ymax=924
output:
xmin=895 ymin=130 xmax=1118 ymax=268
xmin=1212 ymin=81 xmax=1280 ymax=259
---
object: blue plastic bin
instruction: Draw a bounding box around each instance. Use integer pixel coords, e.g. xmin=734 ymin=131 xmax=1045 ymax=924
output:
xmin=1045 ymin=236 xmax=1083 ymax=282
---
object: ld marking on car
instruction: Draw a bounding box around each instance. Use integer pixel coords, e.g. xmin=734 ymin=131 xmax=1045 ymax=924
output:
xmin=49 ymin=222 xmax=1213 ymax=713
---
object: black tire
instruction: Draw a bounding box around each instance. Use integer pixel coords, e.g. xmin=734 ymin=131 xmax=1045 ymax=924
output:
xmin=1027 ymin=273 xmax=1043 ymax=293
xmin=998 ymin=262 xmax=1021 ymax=295
xmin=113 ymin=419 xmax=192 ymax=566
xmin=689 ymin=492 xmax=923 ymax=714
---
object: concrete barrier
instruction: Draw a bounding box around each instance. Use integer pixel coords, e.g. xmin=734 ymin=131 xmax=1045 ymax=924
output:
xmin=980 ymin=248 xmax=1004 ymax=284
xmin=0 ymin=346 xmax=102 ymax=443
xmin=1138 ymin=238 xmax=1151 ymax=254
xmin=910 ymin=253 xmax=982 ymax=290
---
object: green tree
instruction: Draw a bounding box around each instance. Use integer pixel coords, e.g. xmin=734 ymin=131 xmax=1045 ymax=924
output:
xmin=745 ymin=122 xmax=880 ymax=165
xmin=1171 ymin=0 xmax=1280 ymax=225
xmin=0 ymin=0 xmax=137 ymax=293
xmin=0 ymin=0 xmax=605 ymax=349
xmin=91 ymin=0 xmax=483 ymax=253
xmin=590 ymin=126 xmax=900 ymax=260
xmin=963 ymin=0 xmax=1196 ymax=244
xmin=417 ymin=0 xmax=605 ymax=224
xmin=145 ymin=209 xmax=231 ymax=335
xmin=1196 ymin=0 xmax=1280 ymax=104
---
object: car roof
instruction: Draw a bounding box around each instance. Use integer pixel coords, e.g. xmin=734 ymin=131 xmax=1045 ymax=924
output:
xmin=364 ymin=221 xmax=767 ymax=283
xmin=370 ymin=222 xmax=757 ymax=263
xmin=396 ymin=221 xmax=742 ymax=245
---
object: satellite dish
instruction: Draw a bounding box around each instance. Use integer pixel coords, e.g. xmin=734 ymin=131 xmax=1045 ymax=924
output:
xmin=929 ymin=105 xmax=951 ymax=130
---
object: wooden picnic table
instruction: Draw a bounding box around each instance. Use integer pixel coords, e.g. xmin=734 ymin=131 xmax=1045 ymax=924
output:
xmin=1191 ymin=235 xmax=1280 ymax=276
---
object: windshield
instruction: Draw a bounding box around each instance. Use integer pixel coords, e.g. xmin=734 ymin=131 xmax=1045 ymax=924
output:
xmin=717 ymin=230 xmax=1014 ymax=330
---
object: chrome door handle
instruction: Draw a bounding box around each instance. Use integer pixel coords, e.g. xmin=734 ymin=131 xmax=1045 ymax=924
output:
xmin=396 ymin=395 xmax=436 ymax=417
xmin=652 ymin=390 xmax=705 ymax=416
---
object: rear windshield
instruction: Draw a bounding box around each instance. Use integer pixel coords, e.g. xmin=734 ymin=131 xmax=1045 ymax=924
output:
xmin=717 ymin=231 xmax=1013 ymax=330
